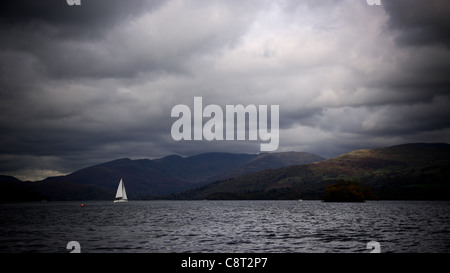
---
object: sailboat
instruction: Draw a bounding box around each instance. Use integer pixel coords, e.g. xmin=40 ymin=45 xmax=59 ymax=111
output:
xmin=114 ymin=178 xmax=128 ymax=203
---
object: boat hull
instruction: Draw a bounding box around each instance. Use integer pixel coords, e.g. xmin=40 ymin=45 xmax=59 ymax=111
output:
xmin=114 ymin=199 xmax=128 ymax=203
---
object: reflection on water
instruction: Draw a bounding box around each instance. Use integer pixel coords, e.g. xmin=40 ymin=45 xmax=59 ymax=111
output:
xmin=0 ymin=200 xmax=449 ymax=253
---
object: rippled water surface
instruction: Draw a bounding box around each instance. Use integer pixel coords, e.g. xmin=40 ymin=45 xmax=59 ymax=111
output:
xmin=0 ymin=200 xmax=449 ymax=253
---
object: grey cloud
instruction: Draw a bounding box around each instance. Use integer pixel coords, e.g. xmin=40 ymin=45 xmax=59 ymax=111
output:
xmin=0 ymin=1 xmax=256 ymax=80
xmin=383 ymin=0 xmax=450 ymax=47
xmin=0 ymin=0 xmax=160 ymax=39
xmin=1 ymin=0 xmax=450 ymax=180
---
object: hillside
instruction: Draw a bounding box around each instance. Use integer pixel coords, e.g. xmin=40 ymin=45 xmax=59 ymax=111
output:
xmin=5 ymin=143 xmax=448 ymax=201
xmin=0 ymin=151 xmax=323 ymax=201
xmin=173 ymin=143 xmax=450 ymax=200
xmin=0 ymin=175 xmax=50 ymax=202
xmin=210 ymin=152 xmax=325 ymax=181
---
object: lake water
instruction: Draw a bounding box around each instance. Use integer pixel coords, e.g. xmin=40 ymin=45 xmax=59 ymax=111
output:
xmin=0 ymin=200 xmax=449 ymax=253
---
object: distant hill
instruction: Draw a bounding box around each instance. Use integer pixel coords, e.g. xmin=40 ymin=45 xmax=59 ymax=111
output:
xmin=0 ymin=175 xmax=50 ymax=202
xmin=0 ymin=151 xmax=324 ymax=201
xmin=210 ymin=152 xmax=325 ymax=181
xmin=7 ymin=143 xmax=449 ymax=201
xmin=174 ymin=143 xmax=450 ymax=201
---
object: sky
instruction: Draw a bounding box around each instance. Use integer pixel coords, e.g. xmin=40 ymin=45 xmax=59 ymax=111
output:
xmin=1 ymin=0 xmax=449 ymax=181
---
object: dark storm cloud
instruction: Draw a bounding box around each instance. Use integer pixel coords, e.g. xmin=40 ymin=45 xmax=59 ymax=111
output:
xmin=0 ymin=0 xmax=158 ymax=38
xmin=374 ymin=0 xmax=450 ymax=141
xmin=0 ymin=0 xmax=262 ymax=179
xmin=1 ymin=0 xmax=450 ymax=180
xmin=0 ymin=0 xmax=254 ymax=80
xmin=0 ymin=0 xmax=164 ymax=79
xmin=383 ymin=0 xmax=450 ymax=47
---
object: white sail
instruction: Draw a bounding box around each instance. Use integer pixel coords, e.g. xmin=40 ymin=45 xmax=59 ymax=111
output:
xmin=115 ymin=179 xmax=124 ymax=198
xmin=114 ymin=179 xmax=128 ymax=202
xmin=121 ymin=180 xmax=128 ymax=200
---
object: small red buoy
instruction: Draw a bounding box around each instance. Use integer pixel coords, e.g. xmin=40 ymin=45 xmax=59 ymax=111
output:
xmin=80 ymin=203 xmax=85 ymax=207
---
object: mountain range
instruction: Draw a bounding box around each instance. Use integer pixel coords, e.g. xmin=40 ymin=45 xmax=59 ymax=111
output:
xmin=2 ymin=143 xmax=449 ymax=202
xmin=0 ymin=151 xmax=324 ymax=201
xmin=173 ymin=143 xmax=450 ymax=201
